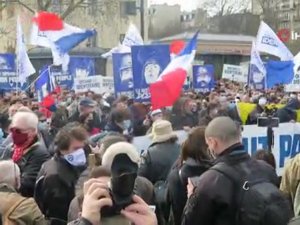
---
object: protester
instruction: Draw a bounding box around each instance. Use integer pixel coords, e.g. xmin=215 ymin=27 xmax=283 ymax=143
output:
xmin=167 ymin=127 xmax=212 ymax=225
xmin=253 ymin=149 xmax=276 ymax=170
xmin=9 ymin=111 xmax=50 ymax=197
xmin=138 ymin=120 xmax=180 ymax=184
xmin=181 ymin=117 xmax=291 ymax=225
xmin=246 ymin=97 xmax=267 ymax=125
xmin=281 ymin=150 xmax=300 ymax=216
xmin=0 ymin=160 xmax=47 ymax=225
xmin=170 ymin=97 xmax=198 ymax=130
xmin=69 ymin=98 xmax=101 ymax=135
xmin=105 ymin=108 xmax=131 ymax=134
xmin=69 ymin=178 xmax=157 ymax=225
xmin=35 ymin=123 xmax=89 ymax=224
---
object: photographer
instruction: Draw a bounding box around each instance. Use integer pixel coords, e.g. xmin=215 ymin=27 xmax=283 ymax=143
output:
xmin=72 ymin=178 xmax=157 ymax=225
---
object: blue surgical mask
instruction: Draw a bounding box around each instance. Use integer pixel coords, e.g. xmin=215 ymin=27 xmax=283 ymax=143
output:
xmin=64 ymin=148 xmax=86 ymax=167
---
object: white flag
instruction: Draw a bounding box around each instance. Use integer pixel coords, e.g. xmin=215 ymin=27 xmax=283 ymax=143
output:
xmin=102 ymin=23 xmax=143 ymax=58
xmin=17 ymin=16 xmax=36 ymax=85
xmin=251 ymin=41 xmax=266 ymax=75
xmin=256 ymin=21 xmax=293 ymax=61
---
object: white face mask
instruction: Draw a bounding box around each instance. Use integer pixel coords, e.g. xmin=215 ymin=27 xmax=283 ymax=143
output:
xmin=64 ymin=148 xmax=86 ymax=167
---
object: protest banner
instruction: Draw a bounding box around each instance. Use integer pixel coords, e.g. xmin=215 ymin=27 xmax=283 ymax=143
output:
xmin=100 ymin=76 xmax=114 ymax=93
xmin=74 ymin=75 xmax=114 ymax=94
xmin=74 ymin=76 xmax=102 ymax=93
xmin=43 ymin=57 xmax=96 ymax=89
xmin=0 ymin=53 xmax=27 ymax=91
xmin=112 ymin=53 xmax=134 ymax=98
xmin=285 ymin=72 xmax=300 ymax=92
xmin=131 ymin=45 xmax=170 ymax=102
xmin=192 ymin=65 xmax=215 ymax=93
xmin=222 ymin=64 xmax=248 ymax=83
xmin=133 ymin=123 xmax=300 ymax=176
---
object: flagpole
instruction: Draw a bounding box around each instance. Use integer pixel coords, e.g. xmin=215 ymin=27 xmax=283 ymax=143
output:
xmin=24 ymin=65 xmax=53 ymax=92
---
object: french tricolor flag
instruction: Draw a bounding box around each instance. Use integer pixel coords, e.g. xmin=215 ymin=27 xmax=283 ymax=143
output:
xmin=150 ymin=32 xmax=199 ymax=110
xmin=31 ymin=12 xmax=96 ymax=70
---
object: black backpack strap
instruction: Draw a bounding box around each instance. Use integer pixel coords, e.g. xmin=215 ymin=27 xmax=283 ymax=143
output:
xmin=210 ymin=162 xmax=242 ymax=185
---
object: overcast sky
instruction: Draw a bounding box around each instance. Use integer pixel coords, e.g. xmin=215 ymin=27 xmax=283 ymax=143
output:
xmin=148 ymin=0 xmax=199 ymax=12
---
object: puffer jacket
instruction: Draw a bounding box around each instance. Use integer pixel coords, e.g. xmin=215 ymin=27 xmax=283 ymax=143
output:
xmin=138 ymin=140 xmax=181 ymax=184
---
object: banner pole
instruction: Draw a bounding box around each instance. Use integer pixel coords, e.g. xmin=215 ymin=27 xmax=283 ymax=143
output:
xmin=24 ymin=65 xmax=53 ymax=92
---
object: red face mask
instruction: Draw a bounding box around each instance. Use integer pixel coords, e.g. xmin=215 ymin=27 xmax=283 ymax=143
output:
xmin=10 ymin=128 xmax=29 ymax=146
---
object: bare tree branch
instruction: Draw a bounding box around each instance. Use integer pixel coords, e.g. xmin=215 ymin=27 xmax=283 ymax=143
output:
xmin=44 ymin=0 xmax=53 ymax=10
xmin=17 ymin=0 xmax=35 ymax=13
xmin=60 ymin=0 xmax=85 ymax=19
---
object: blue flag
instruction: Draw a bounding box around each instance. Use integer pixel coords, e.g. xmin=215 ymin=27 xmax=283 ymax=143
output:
xmin=266 ymin=60 xmax=294 ymax=88
xmin=131 ymin=45 xmax=170 ymax=102
xmin=35 ymin=66 xmax=56 ymax=102
xmin=193 ymin=65 xmax=215 ymax=93
xmin=112 ymin=53 xmax=134 ymax=98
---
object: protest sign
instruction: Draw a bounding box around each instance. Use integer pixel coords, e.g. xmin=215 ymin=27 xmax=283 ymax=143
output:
xmin=0 ymin=53 xmax=27 ymax=91
xmin=131 ymin=45 xmax=170 ymax=102
xmin=192 ymin=65 xmax=215 ymax=92
xmin=43 ymin=57 xmax=96 ymax=89
xmin=248 ymin=64 xmax=266 ymax=90
xmin=222 ymin=64 xmax=248 ymax=83
xmin=74 ymin=76 xmax=102 ymax=93
xmin=133 ymin=123 xmax=300 ymax=176
xmin=112 ymin=53 xmax=134 ymax=98
xmin=285 ymin=72 xmax=300 ymax=92
xmin=74 ymin=75 xmax=114 ymax=94
xmin=100 ymin=76 xmax=114 ymax=93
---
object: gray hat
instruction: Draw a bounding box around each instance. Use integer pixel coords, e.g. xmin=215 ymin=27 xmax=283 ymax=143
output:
xmin=79 ymin=98 xmax=97 ymax=107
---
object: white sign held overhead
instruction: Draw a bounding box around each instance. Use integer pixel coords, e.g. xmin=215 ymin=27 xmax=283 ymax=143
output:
xmin=222 ymin=64 xmax=248 ymax=83
xmin=74 ymin=75 xmax=114 ymax=94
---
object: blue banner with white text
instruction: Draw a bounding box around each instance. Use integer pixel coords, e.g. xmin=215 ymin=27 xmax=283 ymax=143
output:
xmin=131 ymin=45 xmax=170 ymax=102
xmin=112 ymin=53 xmax=134 ymax=98
xmin=0 ymin=53 xmax=27 ymax=91
xmin=192 ymin=65 xmax=215 ymax=93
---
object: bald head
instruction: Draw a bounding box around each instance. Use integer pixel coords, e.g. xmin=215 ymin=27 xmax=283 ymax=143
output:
xmin=205 ymin=117 xmax=241 ymax=142
xmin=205 ymin=117 xmax=241 ymax=156
xmin=0 ymin=160 xmax=20 ymax=188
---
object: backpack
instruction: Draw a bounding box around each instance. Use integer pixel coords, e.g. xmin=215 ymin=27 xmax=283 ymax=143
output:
xmin=212 ymin=162 xmax=292 ymax=225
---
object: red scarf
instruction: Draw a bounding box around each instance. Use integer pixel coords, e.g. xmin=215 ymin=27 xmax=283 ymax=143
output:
xmin=12 ymin=137 xmax=36 ymax=162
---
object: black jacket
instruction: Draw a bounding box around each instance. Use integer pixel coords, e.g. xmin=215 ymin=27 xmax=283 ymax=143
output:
xmin=181 ymin=144 xmax=278 ymax=225
xmin=167 ymin=158 xmax=211 ymax=225
xmin=17 ymin=141 xmax=50 ymax=197
xmin=35 ymin=154 xmax=86 ymax=224
xmin=69 ymin=111 xmax=101 ymax=133
xmin=138 ymin=141 xmax=180 ymax=184
xmin=170 ymin=113 xmax=198 ymax=131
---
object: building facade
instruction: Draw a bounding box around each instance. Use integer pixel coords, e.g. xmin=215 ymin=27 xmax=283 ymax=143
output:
xmin=0 ymin=0 xmax=148 ymax=52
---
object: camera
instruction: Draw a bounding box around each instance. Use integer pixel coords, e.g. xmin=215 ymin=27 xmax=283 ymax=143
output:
xmin=101 ymin=154 xmax=138 ymax=217
xmin=257 ymin=117 xmax=279 ymax=128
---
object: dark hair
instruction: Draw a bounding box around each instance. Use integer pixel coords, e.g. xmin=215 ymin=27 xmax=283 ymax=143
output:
xmin=253 ymin=150 xmax=276 ymax=169
xmin=55 ymin=122 xmax=88 ymax=152
xmin=181 ymin=126 xmax=211 ymax=164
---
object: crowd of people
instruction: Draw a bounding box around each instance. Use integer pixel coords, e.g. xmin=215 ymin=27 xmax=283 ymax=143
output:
xmin=0 ymin=79 xmax=300 ymax=225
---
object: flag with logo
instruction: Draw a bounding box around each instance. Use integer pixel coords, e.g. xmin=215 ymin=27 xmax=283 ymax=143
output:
xmin=16 ymin=16 xmax=35 ymax=86
xmin=256 ymin=21 xmax=293 ymax=61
